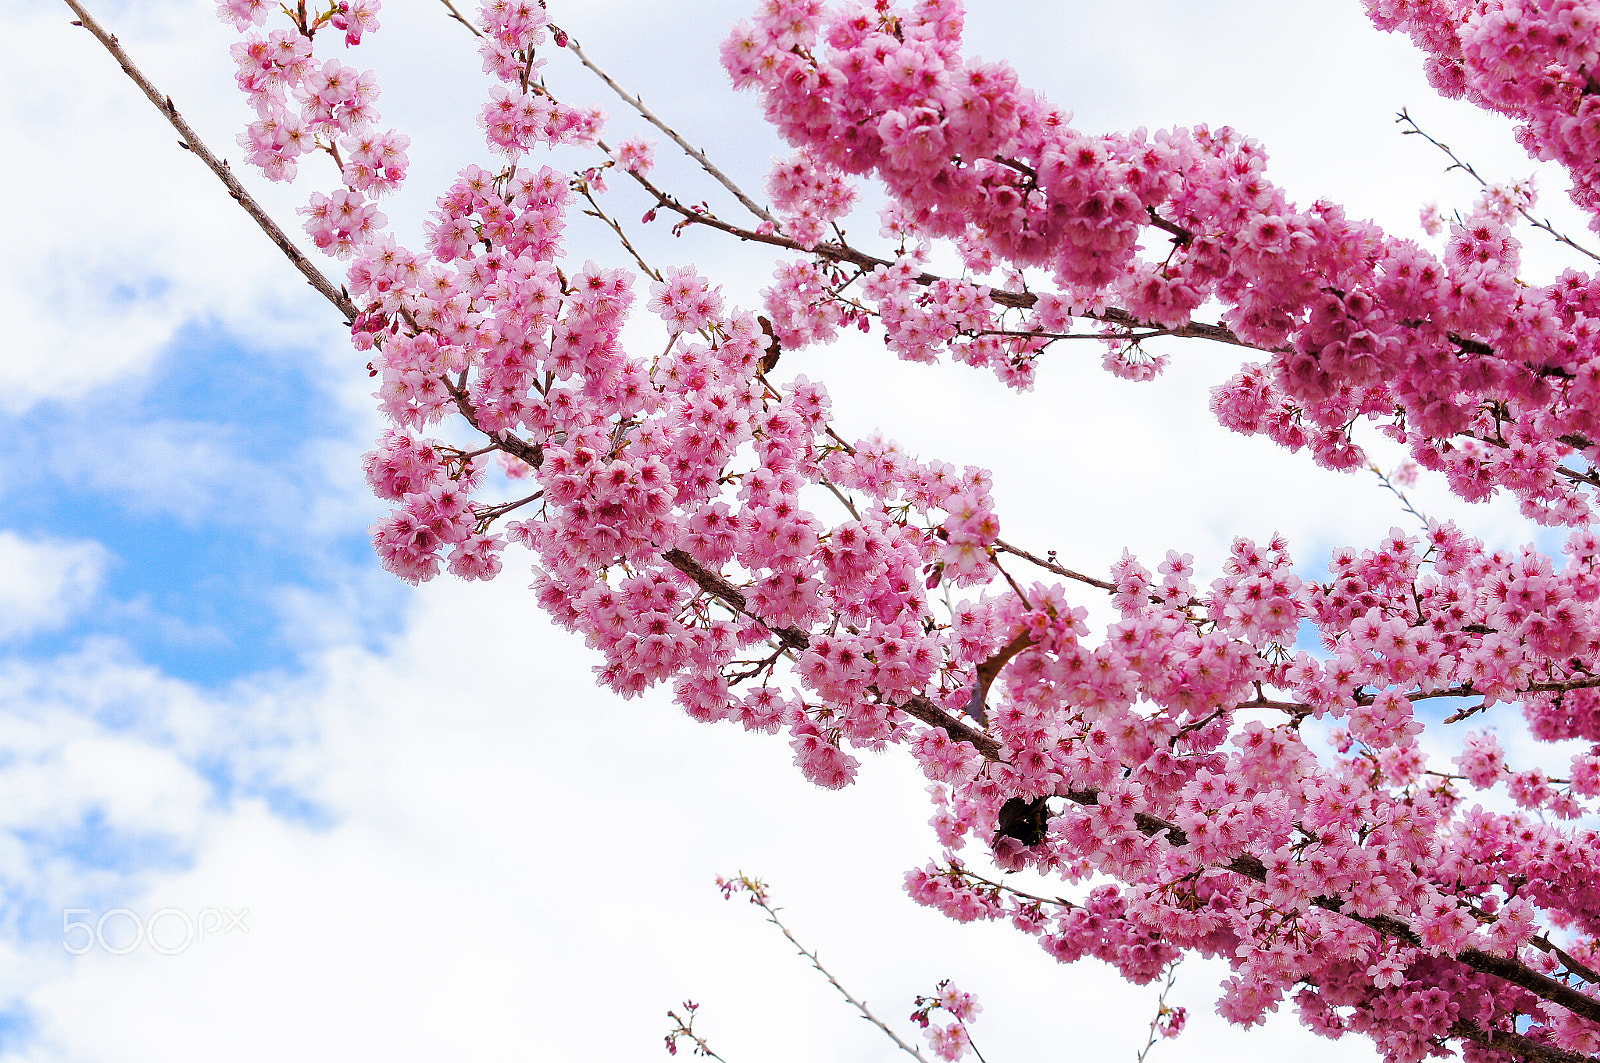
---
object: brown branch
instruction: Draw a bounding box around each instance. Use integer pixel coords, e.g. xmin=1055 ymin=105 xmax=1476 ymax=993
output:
xmin=946 ymin=864 xmax=1080 ymax=910
xmin=1145 ymin=207 xmax=1195 ymax=246
xmin=1532 ymin=935 xmax=1600 ymax=989
xmin=1048 ymin=784 xmax=1600 ymax=1028
xmin=1452 ymin=1020 xmax=1600 ymax=1063
xmin=661 ymin=548 xmax=1004 ymax=757
xmin=63 ymin=0 xmax=359 ymax=323
xmin=435 ymin=0 xmax=482 ymax=37
xmin=993 ymin=539 xmax=1117 ymax=592
xmin=1525 ymin=675 xmax=1600 ymax=695
xmin=473 ymin=489 xmax=544 ymax=525
xmin=440 ymin=376 xmax=546 ymax=469
xmin=661 ymin=548 xmax=809 ymax=652
xmin=577 ymin=185 xmax=664 ymax=282
xmin=896 ymin=692 xmax=1002 ymax=759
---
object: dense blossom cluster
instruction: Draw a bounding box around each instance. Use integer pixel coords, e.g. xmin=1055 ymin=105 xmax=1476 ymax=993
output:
xmin=207 ymin=0 xmax=1600 ymax=1061
xmin=727 ymin=0 xmax=1600 ymax=529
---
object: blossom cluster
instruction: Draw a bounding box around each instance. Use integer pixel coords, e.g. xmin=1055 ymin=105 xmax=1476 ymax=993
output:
xmin=910 ymin=978 xmax=982 ymax=1062
xmin=207 ymin=1 xmax=1600 ymax=1061
xmin=223 ymin=0 xmax=405 ymax=244
xmin=727 ymin=0 xmax=1600 ymax=529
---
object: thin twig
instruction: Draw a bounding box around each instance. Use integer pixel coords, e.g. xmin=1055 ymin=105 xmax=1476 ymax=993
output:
xmin=1135 ymin=963 xmax=1181 ymax=1063
xmin=993 ymin=539 xmax=1116 ymax=592
xmin=436 ymin=0 xmax=483 ymax=37
xmin=945 ymin=865 xmax=1080 ymax=910
xmin=819 ymin=478 xmax=862 ymax=522
xmin=473 ymin=489 xmax=544 ymax=526
xmin=1398 ymin=108 xmax=1600 ymax=264
xmin=578 ymin=184 xmax=665 ymax=281
xmin=737 ymin=882 xmax=932 ymax=1063
xmin=62 ymin=0 xmax=358 ymax=323
xmin=552 ymin=25 xmax=778 ymax=228
xmin=989 ymin=550 xmax=1033 ymax=610
xmin=1369 ymin=463 xmax=1433 ymax=533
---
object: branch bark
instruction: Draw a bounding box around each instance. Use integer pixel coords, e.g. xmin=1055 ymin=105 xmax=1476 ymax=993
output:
xmin=63 ymin=0 xmax=359 ymax=324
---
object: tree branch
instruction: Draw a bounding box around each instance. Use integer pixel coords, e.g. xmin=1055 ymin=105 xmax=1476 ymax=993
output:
xmin=734 ymin=879 xmax=933 ymax=1063
xmin=62 ymin=0 xmax=358 ymax=323
xmin=1451 ymin=1020 xmax=1600 ymax=1063
xmin=551 ymin=24 xmax=779 ymax=228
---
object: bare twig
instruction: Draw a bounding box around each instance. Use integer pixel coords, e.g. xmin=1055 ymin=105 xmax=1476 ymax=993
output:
xmin=728 ymin=877 xmax=932 ymax=1063
xmin=436 ymin=0 xmax=483 ymax=37
xmin=552 ymin=25 xmax=779 ymax=228
xmin=472 ymin=489 xmax=544 ymax=526
xmin=578 ymin=183 xmax=665 ymax=281
xmin=943 ymin=865 xmax=1080 ymax=910
xmin=993 ymin=539 xmax=1116 ymax=592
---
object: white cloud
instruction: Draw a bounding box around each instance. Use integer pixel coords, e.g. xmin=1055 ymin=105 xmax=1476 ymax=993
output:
xmin=0 ymin=534 xmax=109 ymax=642
xmin=0 ymin=579 xmax=1360 ymax=1063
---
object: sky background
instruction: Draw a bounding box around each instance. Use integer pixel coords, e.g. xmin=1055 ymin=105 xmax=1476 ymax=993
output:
xmin=0 ymin=0 xmax=1593 ymax=1060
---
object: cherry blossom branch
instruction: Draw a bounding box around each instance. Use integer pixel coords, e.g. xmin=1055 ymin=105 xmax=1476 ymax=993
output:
xmin=951 ymin=843 xmax=1591 ymax=1063
xmin=439 ymin=377 xmax=546 ymax=469
xmin=435 ymin=338 xmax=1600 ymax=1029
xmin=1532 ymin=936 xmax=1600 ymax=990
xmin=570 ymin=78 xmax=1592 ymax=523
xmin=949 ymin=864 xmax=1591 ymax=1063
xmin=711 ymin=606 xmax=1600 ymax=1032
xmin=664 ymin=1001 xmax=731 ymax=1062
xmin=61 ymin=0 xmax=359 ymax=323
xmin=1044 ymin=784 xmax=1600 ymax=1030
xmin=662 ymin=548 xmax=810 ymax=652
xmin=1397 ymin=108 xmax=1600 ymax=265
xmin=619 ymin=163 xmax=1257 ymax=342
xmin=548 ymin=23 xmax=779 ymax=228
xmin=507 ymin=52 xmax=1282 ymax=384
xmin=98 ymin=6 xmax=1600 ymax=1054
xmin=661 ymin=547 xmax=1001 ymax=756
xmin=1451 ymin=1020 xmax=1599 ymax=1063
xmin=1143 ymin=208 xmax=1195 ymax=247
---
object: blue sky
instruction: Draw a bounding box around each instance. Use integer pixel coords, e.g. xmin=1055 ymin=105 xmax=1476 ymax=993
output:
xmin=0 ymin=0 xmax=1591 ymax=1060
xmin=0 ymin=318 xmax=403 ymax=688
